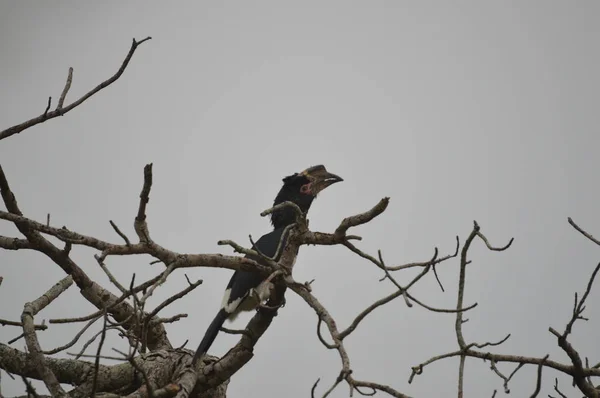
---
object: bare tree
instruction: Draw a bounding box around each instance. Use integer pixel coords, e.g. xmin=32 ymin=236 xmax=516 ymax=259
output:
xmin=0 ymin=39 xmax=598 ymax=398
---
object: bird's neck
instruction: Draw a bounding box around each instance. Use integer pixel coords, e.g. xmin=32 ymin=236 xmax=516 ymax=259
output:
xmin=270 ymin=190 xmax=313 ymax=230
xmin=270 ymin=207 xmax=299 ymax=230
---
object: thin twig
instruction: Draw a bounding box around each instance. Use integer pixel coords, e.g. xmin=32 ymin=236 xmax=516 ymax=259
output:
xmin=21 ymin=377 xmax=39 ymax=398
xmin=49 ymin=272 xmax=162 ymax=324
xmin=217 ymin=239 xmax=276 ymax=272
xmin=109 ymin=220 xmax=130 ymax=246
xmin=114 ymin=348 xmax=155 ymax=397
xmin=56 ymin=67 xmax=73 ymax=110
xmin=311 ymin=378 xmax=320 ymax=398
xmin=21 ymin=276 xmax=73 ymax=398
xmin=458 ymin=355 xmax=466 ymax=398
xmin=455 ymin=221 xmax=481 ymax=349
xmin=529 ymin=355 xmax=548 ymax=397
xmin=468 ymin=334 xmax=511 ymax=349
xmin=0 ymin=319 xmax=47 ymax=330
xmin=552 ymin=378 xmax=568 ymax=398
xmin=43 ymin=315 xmax=101 ymax=354
xmin=260 ymin=201 xmax=304 ymax=220
xmin=568 ymin=217 xmax=600 ymax=246
xmin=317 ymin=317 xmax=338 ymax=349
xmin=334 ymin=197 xmax=390 ymax=236
xmin=0 ymin=37 xmax=152 ymax=141
xmin=476 ymin=230 xmax=514 ymax=251
xmin=74 ymin=326 xmax=117 ymax=359
xmin=219 ymin=327 xmax=251 ymax=337
xmin=489 ymin=360 xmax=511 ymax=393
xmin=147 ymin=278 xmax=202 ymax=318
xmin=95 ymin=255 xmax=128 ymax=294
xmin=387 ymin=236 xmax=460 ymax=271
xmin=134 ymin=163 xmax=153 ymax=242
xmin=139 ymin=263 xmax=175 ymax=305
xmin=90 ymin=311 xmax=108 ymax=398
xmin=43 ymin=97 xmax=51 ymax=117
xmin=7 ymin=332 xmax=25 ymax=345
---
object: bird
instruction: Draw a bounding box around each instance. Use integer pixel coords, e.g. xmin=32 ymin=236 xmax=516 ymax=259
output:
xmin=193 ymin=165 xmax=343 ymax=364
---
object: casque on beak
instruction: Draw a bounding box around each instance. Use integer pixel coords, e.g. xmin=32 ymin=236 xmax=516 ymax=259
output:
xmin=301 ymin=165 xmax=343 ymax=195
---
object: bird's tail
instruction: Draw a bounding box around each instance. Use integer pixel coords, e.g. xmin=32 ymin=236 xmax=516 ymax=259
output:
xmin=193 ymin=309 xmax=229 ymax=364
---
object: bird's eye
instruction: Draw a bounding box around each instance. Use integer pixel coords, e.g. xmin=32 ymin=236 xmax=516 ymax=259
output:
xmin=300 ymin=183 xmax=312 ymax=194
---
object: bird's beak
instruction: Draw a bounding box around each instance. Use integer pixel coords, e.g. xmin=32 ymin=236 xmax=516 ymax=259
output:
xmin=303 ymin=165 xmax=343 ymax=195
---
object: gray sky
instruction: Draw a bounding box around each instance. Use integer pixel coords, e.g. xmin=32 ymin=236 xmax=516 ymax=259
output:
xmin=1 ymin=2 xmax=599 ymax=397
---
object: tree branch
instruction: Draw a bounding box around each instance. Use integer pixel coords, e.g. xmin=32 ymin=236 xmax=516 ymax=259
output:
xmin=21 ymin=276 xmax=73 ymax=398
xmin=0 ymin=37 xmax=151 ymax=142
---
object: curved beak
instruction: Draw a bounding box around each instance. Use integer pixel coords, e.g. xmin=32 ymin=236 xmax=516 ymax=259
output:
xmin=302 ymin=165 xmax=343 ymax=195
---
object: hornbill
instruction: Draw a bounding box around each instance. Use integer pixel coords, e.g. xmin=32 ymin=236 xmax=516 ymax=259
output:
xmin=193 ymin=165 xmax=343 ymax=364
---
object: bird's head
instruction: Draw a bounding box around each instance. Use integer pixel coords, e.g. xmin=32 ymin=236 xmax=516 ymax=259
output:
xmin=271 ymin=165 xmax=343 ymax=229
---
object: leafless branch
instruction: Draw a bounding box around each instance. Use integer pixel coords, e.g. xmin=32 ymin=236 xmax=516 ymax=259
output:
xmin=0 ymin=37 xmax=150 ymax=140
xmin=349 ymin=377 xmax=411 ymax=398
xmin=219 ymin=327 xmax=250 ymax=337
xmin=72 ymin=325 xmax=117 ymax=360
xmin=407 ymin=293 xmax=477 ymax=314
xmin=0 ymin=236 xmax=33 ymax=250
xmin=113 ymin=348 xmax=156 ymax=397
xmin=43 ymin=97 xmax=51 ymax=117
xmin=548 ymin=261 xmax=600 ymax=396
xmin=289 ymin=279 xmax=411 ymax=398
xmin=409 ymin=223 xmax=599 ymax=397
xmin=260 ymin=200 xmax=304 ymax=221
xmin=488 ymin=360 xmax=512 ymax=393
xmin=475 ymin=230 xmax=514 ymax=251
xmin=95 ymin=254 xmax=128 ymax=294
xmin=529 ymin=354 xmax=548 ymax=397
xmin=0 ymin=206 xmax=269 ymax=274
xmin=0 ymin=37 xmax=151 ymax=142
xmin=0 ymin=319 xmax=47 ymax=331
xmin=21 ymin=276 xmax=73 ymax=398
xmin=90 ymin=311 xmax=108 ymax=398
xmin=552 ymin=378 xmax=568 ymax=398
xmin=49 ymin=272 xmax=162 ymax=324
xmin=3 ymin=57 xmax=599 ymax=398
xmin=316 ymin=317 xmax=338 ymax=349
xmin=147 ymin=278 xmax=202 ymax=318
xmin=458 ymin=355 xmax=465 ymax=398
xmin=155 ymin=314 xmax=187 ymax=324
xmin=134 ymin=163 xmax=153 ymax=242
xmin=109 ymin=219 xmax=131 ymax=246
xmin=320 ymin=372 xmax=345 ymax=398
xmin=334 ymin=197 xmax=389 ymax=236
xmin=43 ymin=315 xmax=101 ymax=355
xmin=450 ymin=222 xmax=514 ymax=397
xmin=565 ymin=262 xmax=599 ymax=336
xmin=56 ymin=67 xmax=73 ymax=110
xmin=568 ymin=217 xmax=600 ymax=246
xmin=468 ymin=334 xmax=512 ymax=350
xmin=456 ymin=221 xmax=482 ymax=349
xmin=0 ymin=163 xmax=174 ymax=351
xmin=387 ymin=236 xmax=460 ymax=271
xmin=21 ymin=376 xmax=39 ymax=398
xmin=336 ymin=235 xmax=466 ymax=344
xmin=311 ymin=378 xmax=320 ymax=398
xmin=217 ymin=239 xmax=276 ymax=272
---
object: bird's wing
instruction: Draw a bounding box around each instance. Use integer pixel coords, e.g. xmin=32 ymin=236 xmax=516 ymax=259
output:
xmin=221 ymin=224 xmax=293 ymax=315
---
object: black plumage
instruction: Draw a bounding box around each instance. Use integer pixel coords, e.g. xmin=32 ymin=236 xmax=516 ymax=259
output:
xmin=193 ymin=165 xmax=342 ymax=364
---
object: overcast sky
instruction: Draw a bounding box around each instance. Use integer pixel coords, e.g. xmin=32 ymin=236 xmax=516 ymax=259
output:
xmin=1 ymin=2 xmax=599 ymax=397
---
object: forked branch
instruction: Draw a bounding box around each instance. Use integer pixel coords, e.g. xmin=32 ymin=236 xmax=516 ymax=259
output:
xmin=0 ymin=37 xmax=151 ymax=142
